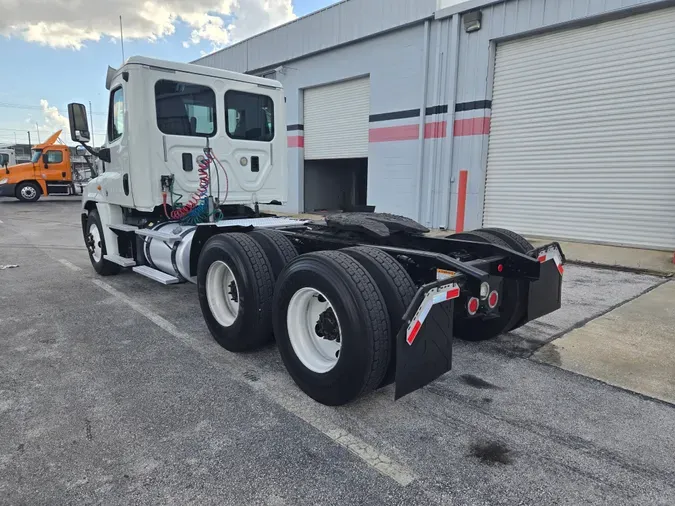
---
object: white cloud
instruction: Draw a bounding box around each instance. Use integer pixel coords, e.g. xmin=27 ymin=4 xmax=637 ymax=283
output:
xmin=0 ymin=0 xmax=296 ymax=50
xmin=39 ymin=100 xmax=70 ymax=135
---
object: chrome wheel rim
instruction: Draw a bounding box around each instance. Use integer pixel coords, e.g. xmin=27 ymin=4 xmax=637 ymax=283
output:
xmin=21 ymin=186 xmax=37 ymax=200
xmin=88 ymin=224 xmax=102 ymax=262
xmin=287 ymin=287 xmax=342 ymax=373
xmin=206 ymin=261 xmax=240 ymax=327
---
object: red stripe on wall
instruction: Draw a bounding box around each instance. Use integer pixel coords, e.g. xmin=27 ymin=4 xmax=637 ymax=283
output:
xmin=453 ymin=117 xmax=491 ymax=137
xmin=368 ymin=121 xmax=449 ymax=143
xmin=288 ymin=135 xmax=304 ymax=148
xmin=424 ymin=121 xmax=447 ymax=139
xmin=369 ymin=124 xmax=419 ymax=143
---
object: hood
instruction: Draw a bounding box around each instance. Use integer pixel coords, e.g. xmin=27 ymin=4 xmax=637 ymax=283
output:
xmin=4 ymin=161 xmax=35 ymax=173
xmin=34 ymin=130 xmax=62 ymax=150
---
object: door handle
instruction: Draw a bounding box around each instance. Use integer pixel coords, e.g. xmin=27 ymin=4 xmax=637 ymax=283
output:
xmin=62 ymin=172 xmax=66 ymax=178
xmin=123 ymin=174 xmax=129 ymax=196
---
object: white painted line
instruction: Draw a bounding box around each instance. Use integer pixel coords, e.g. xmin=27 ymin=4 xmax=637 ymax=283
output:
xmin=58 ymin=259 xmax=82 ymax=272
xmin=90 ymin=278 xmax=416 ymax=487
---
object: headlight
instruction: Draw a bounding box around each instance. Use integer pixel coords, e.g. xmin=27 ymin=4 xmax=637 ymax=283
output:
xmin=0 ymin=178 xmax=8 ymax=185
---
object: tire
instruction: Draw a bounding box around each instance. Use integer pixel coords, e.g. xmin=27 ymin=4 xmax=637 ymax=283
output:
xmin=85 ymin=209 xmax=121 ymax=276
xmin=249 ymin=229 xmax=298 ymax=280
xmin=342 ymin=246 xmax=416 ymax=387
xmin=198 ymin=233 xmax=275 ymax=352
xmin=273 ymin=251 xmax=391 ymax=405
xmin=449 ymin=230 xmax=524 ymax=341
xmin=479 ymin=227 xmax=533 ymax=253
xmin=16 ymin=182 xmax=41 ymax=202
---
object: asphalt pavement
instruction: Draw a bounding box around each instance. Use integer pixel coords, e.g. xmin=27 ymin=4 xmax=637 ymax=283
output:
xmin=1 ymin=197 xmax=674 ymax=505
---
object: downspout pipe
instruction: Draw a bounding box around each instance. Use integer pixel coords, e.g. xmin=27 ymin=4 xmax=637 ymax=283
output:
xmin=415 ymin=20 xmax=431 ymax=224
xmin=443 ymin=14 xmax=461 ymax=229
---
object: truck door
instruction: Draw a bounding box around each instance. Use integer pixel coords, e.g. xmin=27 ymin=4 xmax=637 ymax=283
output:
xmin=41 ymin=148 xmax=71 ymax=195
xmin=102 ymin=78 xmax=134 ymax=207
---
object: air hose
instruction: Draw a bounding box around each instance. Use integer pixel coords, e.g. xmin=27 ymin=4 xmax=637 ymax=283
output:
xmin=166 ymin=154 xmax=212 ymax=221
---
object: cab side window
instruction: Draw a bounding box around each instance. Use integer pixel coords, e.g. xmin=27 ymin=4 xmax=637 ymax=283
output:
xmin=225 ymin=91 xmax=274 ymax=141
xmin=108 ymin=87 xmax=125 ymax=142
xmin=155 ymin=80 xmax=216 ymax=137
xmin=45 ymin=151 xmax=63 ymax=163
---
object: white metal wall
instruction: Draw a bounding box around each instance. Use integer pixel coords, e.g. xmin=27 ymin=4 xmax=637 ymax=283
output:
xmin=483 ymin=7 xmax=675 ymax=249
xmin=304 ymin=78 xmax=371 ymax=160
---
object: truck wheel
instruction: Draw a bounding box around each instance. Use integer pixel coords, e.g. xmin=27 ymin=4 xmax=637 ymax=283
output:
xmin=198 ymin=233 xmax=274 ymax=352
xmin=479 ymin=227 xmax=533 ymax=253
xmin=248 ymin=229 xmax=298 ymax=280
xmin=85 ymin=210 xmax=121 ymax=276
xmin=273 ymin=251 xmax=390 ymax=405
xmin=16 ymin=182 xmax=41 ymax=202
xmin=450 ymin=230 xmax=524 ymax=341
xmin=342 ymin=246 xmax=416 ymax=387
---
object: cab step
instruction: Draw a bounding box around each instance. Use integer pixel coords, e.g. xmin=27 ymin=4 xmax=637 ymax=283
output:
xmin=132 ymin=265 xmax=180 ymax=285
xmin=108 ymin=224 xmax=139 ymax=233
xmin=104 ymin=254 xmax=136 ymax=267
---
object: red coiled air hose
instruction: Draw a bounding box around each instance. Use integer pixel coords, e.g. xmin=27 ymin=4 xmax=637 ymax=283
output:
xmin=170 ymin=154 xmax=212 ymax=220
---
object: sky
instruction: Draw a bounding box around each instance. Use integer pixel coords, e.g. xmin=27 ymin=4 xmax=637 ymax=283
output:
xmin=0 ymin=0 xmax=337 ymax=147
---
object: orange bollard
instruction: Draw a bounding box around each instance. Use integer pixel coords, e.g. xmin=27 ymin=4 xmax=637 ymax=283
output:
xmin=455 ymin=169 xmax=468 ymax=233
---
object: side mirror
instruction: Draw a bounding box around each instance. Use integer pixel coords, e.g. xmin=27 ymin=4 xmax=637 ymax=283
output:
xmin=67 ymin=103 xmax=91 ymax=143
xmin=43 ymin=155 xmax=49 ymax=169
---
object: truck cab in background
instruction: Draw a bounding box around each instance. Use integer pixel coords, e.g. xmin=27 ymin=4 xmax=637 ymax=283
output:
xmin=0 ymin=148 xmax=16 ymax=169
xmin=0 ymin=131 xmax=75 ymax=202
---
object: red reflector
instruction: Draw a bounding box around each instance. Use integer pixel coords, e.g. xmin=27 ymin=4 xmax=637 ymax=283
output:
xmin=488 ymin=291 xmax=499 ymax=309
xmin=497 ymin=264 xmax=504 ymax=273
xmin=538 ymin=255 xmax=547 ymax=263
xmin=467 ymin=297 xmax=479 ymax=315
xmin=406 ymin=320 xmax=422 ymax=346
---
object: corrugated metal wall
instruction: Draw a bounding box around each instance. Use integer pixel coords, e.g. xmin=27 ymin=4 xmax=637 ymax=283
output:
xmin=195 ymin=0 xmax=437 ymax=73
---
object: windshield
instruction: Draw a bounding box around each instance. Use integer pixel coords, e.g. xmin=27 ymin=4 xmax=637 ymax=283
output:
xmin=31 ymin=150 xmax=42 ymax=163
xmin=0 ymin=153 xmax=8 ymax=166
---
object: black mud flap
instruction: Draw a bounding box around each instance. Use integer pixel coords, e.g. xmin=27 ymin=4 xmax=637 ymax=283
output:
xmin=394 ymin=280 xmax=459 ymax=400
xmin=526 ymin=243 xmax=564 ymax=321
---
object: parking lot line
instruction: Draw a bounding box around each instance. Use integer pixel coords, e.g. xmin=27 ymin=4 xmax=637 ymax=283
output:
xmin=89 ymin=277 xmax=417 ymax=487
xmin=58 ymin=259 xmax=82 ymax=272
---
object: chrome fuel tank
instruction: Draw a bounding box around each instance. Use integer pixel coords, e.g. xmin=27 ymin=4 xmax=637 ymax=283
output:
xmin=142 ymin=222 xmax=197 ymax=283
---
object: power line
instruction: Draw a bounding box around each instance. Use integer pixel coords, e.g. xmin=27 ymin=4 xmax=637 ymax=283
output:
xmin=0 ymin=102 xmax=106 ymax=116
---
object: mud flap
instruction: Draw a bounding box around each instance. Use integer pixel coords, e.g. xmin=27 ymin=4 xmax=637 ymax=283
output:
xmin=394 ymin=281 xmax=459 ymax=400
xmin=526 ymin=243 xmax=564 ymax=321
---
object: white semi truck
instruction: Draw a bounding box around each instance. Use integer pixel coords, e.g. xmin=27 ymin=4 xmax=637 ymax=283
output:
xmin=68 ymin=57 xmax=565 ymax=406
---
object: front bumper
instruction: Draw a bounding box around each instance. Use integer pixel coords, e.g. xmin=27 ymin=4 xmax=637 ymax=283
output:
xmin=394 ymin=242 xmax=565 ymax=400
xmin=0 ymin=183 xmax=16 ymax=197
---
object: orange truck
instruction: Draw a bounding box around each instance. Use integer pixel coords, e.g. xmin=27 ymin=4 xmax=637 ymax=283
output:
xmin=0 ymin=130 xmax=76 ymax=202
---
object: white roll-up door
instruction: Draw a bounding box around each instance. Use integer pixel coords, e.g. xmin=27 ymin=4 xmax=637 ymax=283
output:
xmin=304 ymin=78 xmax=370 ymax=160
xmin=484 ymin=8 xmax=675 ymax=250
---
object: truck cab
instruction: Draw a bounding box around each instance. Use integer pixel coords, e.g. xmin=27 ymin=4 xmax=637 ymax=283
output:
xmin=0 ymin=148 xmax=16 ymax=169
xmin=0 ymin=131 xmax=75 ymax=202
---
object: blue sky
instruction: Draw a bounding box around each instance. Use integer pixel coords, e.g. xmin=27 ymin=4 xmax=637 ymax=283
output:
xmin=0 ymin=0 xmax=335 ymax=147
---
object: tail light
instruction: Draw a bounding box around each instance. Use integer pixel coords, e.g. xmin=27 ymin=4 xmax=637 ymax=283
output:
xmin=488 ymin=291 xmax=499 ymax=309
xmin=467 ymin=297 xmax=479 ymax=315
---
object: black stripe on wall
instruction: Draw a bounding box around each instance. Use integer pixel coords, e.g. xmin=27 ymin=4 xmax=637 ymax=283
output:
xmin=455 ymin=100 xmax=492 ymax=112
xmin=287 ymin=124 xmax=304 ymax=131
xmin=369 ymin=109 xmax=420 ymax=122
xmin=425 ymin=105 xmax=448 ymax=115
xmin=369 ymin=105 xmax=449 ymax=123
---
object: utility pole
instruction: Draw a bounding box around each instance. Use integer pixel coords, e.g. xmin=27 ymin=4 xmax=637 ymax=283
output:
xmin=35 ymin=122 xmax=41 ymax=143
xmin=120 ymin=16 xmax=125 ymax=63
xmin=89 ymin=100 xmax=95 ymax=146
xmin=27 ymin=131 xmax=32 ymax=152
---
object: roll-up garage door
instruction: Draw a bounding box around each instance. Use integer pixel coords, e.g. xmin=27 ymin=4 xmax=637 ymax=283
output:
xmin=304 ymin=78 xmax=370 ymax=160
xmin=483 ymin=8 xmax=675 ymax=249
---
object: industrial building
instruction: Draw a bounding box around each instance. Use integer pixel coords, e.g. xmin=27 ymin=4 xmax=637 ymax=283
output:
xmin=195 ymin=0 xmax=675 ymax=250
